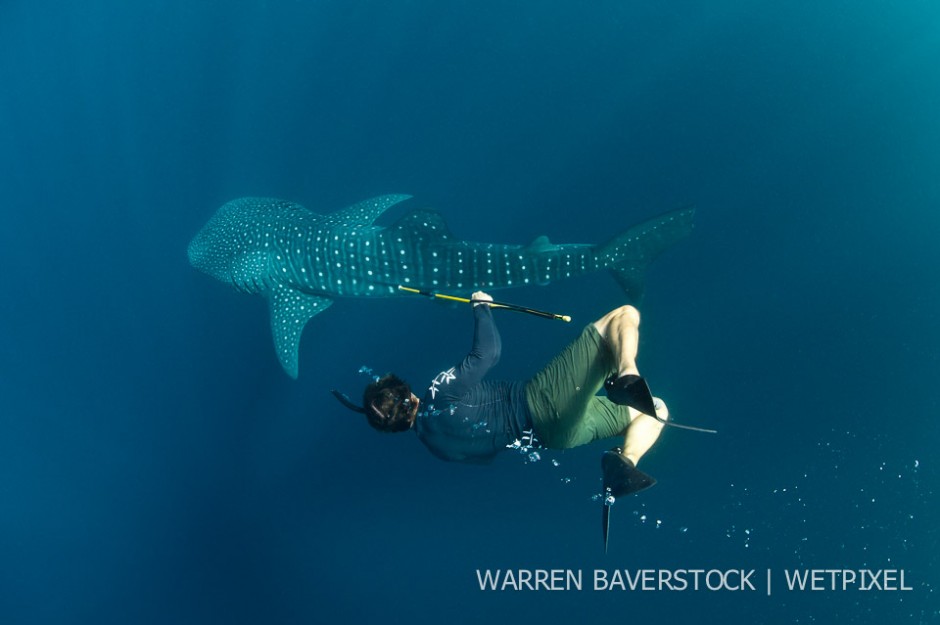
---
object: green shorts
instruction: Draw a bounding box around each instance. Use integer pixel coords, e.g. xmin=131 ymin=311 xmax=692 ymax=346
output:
xmin=525 ymin=324 xmax=633 ymax=449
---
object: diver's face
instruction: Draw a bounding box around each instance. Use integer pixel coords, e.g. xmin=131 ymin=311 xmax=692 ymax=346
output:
xmin=406 ymin=393 xmax=420 ymax=428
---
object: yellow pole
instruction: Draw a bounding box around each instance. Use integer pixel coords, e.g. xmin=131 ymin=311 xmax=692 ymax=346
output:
xmin=398 ymin=285 xmax=571 ymax=322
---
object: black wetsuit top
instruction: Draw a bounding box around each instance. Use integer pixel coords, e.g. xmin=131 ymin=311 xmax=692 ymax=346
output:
xmin=414 ymin=305 xmax=532 ymax=463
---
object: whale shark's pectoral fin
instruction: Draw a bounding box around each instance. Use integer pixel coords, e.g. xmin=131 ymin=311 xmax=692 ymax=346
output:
xmin=266 ymin=285 xmax=333 ymax=378
xmin=322 ymin=194 xmax=413 ymax=228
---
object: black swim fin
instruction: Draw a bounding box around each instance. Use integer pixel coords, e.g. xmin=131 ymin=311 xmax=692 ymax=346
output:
xmin=602 ymin=449 xmax=656 ymax=498
xmin=606 ymin=378 xmax=720 ymax=434
xmin=604 ymin=374 xmax=657 ymax=417
xmin=601 ymin=448 xmax=656 ymax=553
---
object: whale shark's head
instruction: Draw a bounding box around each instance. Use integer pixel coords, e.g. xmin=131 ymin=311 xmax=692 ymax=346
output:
xmin=188 ymin=197 xmax=309 ymax=292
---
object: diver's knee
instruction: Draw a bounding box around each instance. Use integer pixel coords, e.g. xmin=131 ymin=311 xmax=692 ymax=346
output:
xmin=593 ymin=304 xmax=640 ymax=337
xmin=614 ymin=304 xmax=640 ymax=328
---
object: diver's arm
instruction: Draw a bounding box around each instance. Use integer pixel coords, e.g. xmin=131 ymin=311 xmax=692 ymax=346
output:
xmin=425 ymin=292 xmax=501 ymax=403
xmin=436 ymin=292 xmax=500 ymax=399
xmin=468 ymin=291 xmax=500 ymax=369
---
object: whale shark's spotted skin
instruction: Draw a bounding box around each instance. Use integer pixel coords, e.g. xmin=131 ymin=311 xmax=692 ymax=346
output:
xmin=188 ymin=195 xmax=694 ymax=377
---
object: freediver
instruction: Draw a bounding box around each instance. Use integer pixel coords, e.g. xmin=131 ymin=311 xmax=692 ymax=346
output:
xmin=332 ymin=291 xmax=669 ymax=509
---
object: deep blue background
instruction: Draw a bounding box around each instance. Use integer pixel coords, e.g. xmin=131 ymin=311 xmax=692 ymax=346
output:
xmin=1 ymin=1 xmax=938 ymax=623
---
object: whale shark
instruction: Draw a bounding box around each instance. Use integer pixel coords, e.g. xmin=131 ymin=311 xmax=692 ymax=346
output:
xmin=188 ymin=195 xmax=694 ymax=377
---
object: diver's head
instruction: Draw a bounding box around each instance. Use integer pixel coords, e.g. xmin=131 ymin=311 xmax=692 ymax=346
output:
xmin=362 ymin=374 xmax=419 ymax=433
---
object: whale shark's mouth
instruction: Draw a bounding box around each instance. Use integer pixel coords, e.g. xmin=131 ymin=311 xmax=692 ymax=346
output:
xmin=186 ymin=234 xmax=208 ymax=271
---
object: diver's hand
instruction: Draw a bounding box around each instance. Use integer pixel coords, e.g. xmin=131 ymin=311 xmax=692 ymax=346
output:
xmin=471 ymin=291 xmax=493 ymax=307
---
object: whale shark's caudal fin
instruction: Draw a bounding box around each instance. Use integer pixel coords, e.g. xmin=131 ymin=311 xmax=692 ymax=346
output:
xmin=267 ymin=284 xmax=333 ymax=378
xmin=598 ymin=206 xmax=695 ymax=302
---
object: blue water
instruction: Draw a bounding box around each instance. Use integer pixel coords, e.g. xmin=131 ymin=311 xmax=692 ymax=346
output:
xmin=2 ymin=1 xmax=938 ymax=623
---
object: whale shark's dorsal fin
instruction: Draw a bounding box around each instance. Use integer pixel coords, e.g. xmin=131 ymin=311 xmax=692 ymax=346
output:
xmin=267 ymin=285 xmax=333 ymax=378
xmin=525 ymin=235 xmax=559 ymax=254
xmin=388 ymin=208 xmax=453 ymax=242
xmin=321 ymin=194 xmax=413 ymax=228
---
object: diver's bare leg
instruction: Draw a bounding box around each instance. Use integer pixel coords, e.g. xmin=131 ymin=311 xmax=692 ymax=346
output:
xmin=593 ymin=306 xmax=665 ymax=465
xmin=592 ymin=305 xmax=641 ymax=378
xmin=622 ymin=403 xmax=667 ymax=465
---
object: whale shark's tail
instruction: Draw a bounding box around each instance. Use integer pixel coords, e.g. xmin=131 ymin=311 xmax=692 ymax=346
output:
xmin=596 ymin=206 xmax=695 ymax=302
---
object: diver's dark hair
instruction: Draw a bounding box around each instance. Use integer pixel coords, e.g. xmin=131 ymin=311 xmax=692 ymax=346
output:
xmin=362 ymin=374 xmax=415 ymax=433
